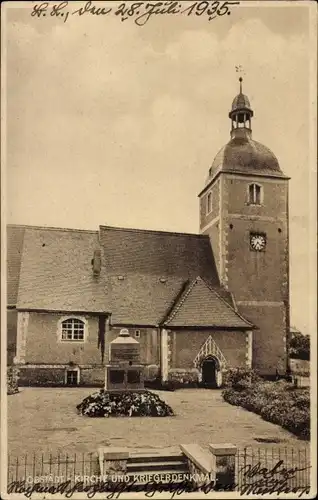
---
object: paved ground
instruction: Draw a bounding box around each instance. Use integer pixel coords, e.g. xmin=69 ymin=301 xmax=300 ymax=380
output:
xmin=8 ymin=387 xmax=309 ymax=457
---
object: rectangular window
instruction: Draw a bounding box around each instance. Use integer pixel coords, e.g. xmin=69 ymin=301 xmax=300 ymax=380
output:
xmin=248 ymin=184 xmax=262 ymax=205
xmin=135 ymin=330 xmax=140 ymax=338
xmin=207 ymin=192 xmax=212 ymax=214
xmin=66 ymin=370 xmax=78 ymax=386
xmin=248 ymin=184 xmax=254 ymax=203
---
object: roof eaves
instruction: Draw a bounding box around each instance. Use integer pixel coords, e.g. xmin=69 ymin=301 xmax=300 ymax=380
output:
xmin=165 ymin=323 xmax=252 ymax=330
xmin=15 ymin=307 xmax=112 ymax=315
xmin=198 ymin=169 xmax=290 ymax=197
xmin=8 ymin=223 xmax=98 ymax=234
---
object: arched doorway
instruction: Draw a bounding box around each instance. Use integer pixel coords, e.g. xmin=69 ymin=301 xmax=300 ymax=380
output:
xmin=201 ymin=356 xmax=219 ymax=388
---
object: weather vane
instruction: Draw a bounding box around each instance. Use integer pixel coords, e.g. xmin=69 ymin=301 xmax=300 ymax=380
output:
xmin=235 ymin=65 xmax=246 ymax=92
xmin=235 ymin=65 xmax=245 ymax=74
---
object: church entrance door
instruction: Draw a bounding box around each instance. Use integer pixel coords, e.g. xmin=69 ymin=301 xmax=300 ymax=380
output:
xmin=201 ymin=357 xmax=218 ymax=388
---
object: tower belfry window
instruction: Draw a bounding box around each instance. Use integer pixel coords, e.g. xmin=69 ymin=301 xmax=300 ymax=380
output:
xmin=248 ymin=183 xmax=262 ymax=205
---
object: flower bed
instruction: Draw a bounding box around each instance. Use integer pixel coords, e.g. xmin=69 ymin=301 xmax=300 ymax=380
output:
xmin=222 ymin=369 xmax=310 ymax=440
xmin=77 ymin=390 xmax=174 ymax=417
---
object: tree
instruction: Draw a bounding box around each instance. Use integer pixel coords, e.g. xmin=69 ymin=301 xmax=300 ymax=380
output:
xmin=289 ymin=330 xmax=310 ymax=360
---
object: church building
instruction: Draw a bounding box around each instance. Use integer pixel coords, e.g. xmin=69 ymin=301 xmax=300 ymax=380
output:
xmin=7 ymin=79 xmax=290 ymax=387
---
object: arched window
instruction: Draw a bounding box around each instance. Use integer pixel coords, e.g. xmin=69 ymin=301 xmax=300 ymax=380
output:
xmin=60 ymin=318 xmax=85 ymax=342
xmin=248 ymin=183 xmax=262 ymax=205
xmin=207 ymin=192 xmax=212 ymax=214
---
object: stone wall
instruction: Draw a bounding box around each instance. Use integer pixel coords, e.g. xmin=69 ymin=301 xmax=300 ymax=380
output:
xmin=169 ymin=330 xmax=247 ymax=370
xmin=18 ymin=365 xmax=105 ymax=387
xmin=200 ymin=173 xmax=289 ymax=376
xmin=200 ymin=179 xmax=220 ymax=230
xmin=7 ymin=309 xmax=17 ymax=364
xmin=107 ymin=327 xmax=159 ymax=365
xmin=23 ymin=315 xmax=159 ymax=366
xmin=16 ymin=312 xmax=160 ymax=386
xmin=19 ymin=367 xmax=66 ymax=386
xmin=24 ymin=312 xmax=101 ymax=365
xmin=238 ymin=304 xmax=286 ymax=374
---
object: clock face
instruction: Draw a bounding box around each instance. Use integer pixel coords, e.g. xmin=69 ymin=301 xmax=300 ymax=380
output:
xmin=250 ymin=233 xmax=266 ymax=251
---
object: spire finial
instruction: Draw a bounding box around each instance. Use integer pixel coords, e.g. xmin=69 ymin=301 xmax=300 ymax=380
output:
xmin=239 ymin=76 xmax=243 ymax=93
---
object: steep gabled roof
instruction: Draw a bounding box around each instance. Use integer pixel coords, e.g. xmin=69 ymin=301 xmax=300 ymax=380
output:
xmin=163 ymin=276 xmax=253 ymax=329
xmin=8 ymin=224 xmax=251 ymax=329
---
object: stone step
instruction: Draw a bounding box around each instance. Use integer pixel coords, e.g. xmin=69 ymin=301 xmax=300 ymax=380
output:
xmin=128 ymin=450 xmax=184 ymax=464
xmin=126 ymin=460 xmax=188 ymax=472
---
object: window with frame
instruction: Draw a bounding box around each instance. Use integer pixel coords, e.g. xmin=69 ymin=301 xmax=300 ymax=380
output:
xmin=66 ymin=370 xmax=79 ymax=385
xmin=248 ymin=183 xmax=262 ymax=205
xmin=207 ymin=192 xmax=212 ymax=214
xmin=61 ymin=318 xmax=85 ymax=341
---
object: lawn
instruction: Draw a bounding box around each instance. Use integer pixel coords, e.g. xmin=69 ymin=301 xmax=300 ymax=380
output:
xmin=8 ymin=387 xmax=310 ymax=458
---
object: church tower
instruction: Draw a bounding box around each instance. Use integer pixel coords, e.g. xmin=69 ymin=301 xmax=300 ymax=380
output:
xmin=198 ymin=78 xmax=290 ymax=376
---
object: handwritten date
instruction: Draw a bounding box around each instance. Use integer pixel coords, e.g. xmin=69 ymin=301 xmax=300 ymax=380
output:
xmin=30 ymin=1 xmax=240 ymax=26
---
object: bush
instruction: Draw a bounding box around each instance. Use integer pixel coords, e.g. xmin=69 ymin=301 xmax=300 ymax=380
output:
xmin=7 ymin=366 xmax=19 ymax=395
xmin=223 ymin=378 xmax=310 ymax=440
xmin=289 ymin=331 xmax=310 ymax=360
xmin=168 ymin=368 xmax=199 ymax=387
xmin=223 ymin=367 xmax=261 ymax=390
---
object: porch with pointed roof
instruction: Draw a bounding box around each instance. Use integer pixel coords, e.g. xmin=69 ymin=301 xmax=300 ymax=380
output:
xmin=162 ymin=276 xmax=253 ymax=329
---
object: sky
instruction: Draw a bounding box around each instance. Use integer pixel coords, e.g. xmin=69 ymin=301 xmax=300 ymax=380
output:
xmin=3 ymin=1 xmax=316 ymax=335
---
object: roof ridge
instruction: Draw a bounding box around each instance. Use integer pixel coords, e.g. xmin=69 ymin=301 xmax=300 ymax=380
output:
xmin=99 ymin=225 xmax=206 ymax=238
xmin=203 ymin=280 xmax=254 ymax=327
xmin=164 ymin=276 xmax=201 ymax=324
xmin=158 ymin=279 xmax=189 ymax=326
xmin=7 ymin=224 xmax=98 ymax=234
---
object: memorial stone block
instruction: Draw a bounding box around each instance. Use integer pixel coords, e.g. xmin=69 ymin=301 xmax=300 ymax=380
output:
xmin=105 ymin=328 xmax=144 ymax=392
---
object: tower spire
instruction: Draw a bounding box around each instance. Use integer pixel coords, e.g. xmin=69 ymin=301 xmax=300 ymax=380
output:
xmin=239 ymin=77 xmax=243 ymax=94
xmin=229 ymin=78 xmax=254 ymax=139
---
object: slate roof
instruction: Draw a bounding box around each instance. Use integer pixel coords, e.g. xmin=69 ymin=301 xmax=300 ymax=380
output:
xmin=99 ymin=225 xmax=219 ymax=280
xmin=231 ymin=93 xmax=252 ymax=112
xmin=163 ymin=276 xmax=252 ymax=328
xmin=105 ymin=273 xmax=186 ymax=325
xmin=16 ymin=226 xmax=107 ymax=312
xmin=7 ymin=224 xmax=251 ymax=328
xmin=207 ymin=136 xmax=286 ymax=182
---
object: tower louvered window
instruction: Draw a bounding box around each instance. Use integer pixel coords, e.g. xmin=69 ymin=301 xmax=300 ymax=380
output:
xmin=248 ymin=183 xmax=262 ymax=205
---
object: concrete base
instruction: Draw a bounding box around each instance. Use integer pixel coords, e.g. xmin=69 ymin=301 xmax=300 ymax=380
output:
xmin=104 ymin=364 xmax=145 ymax=391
